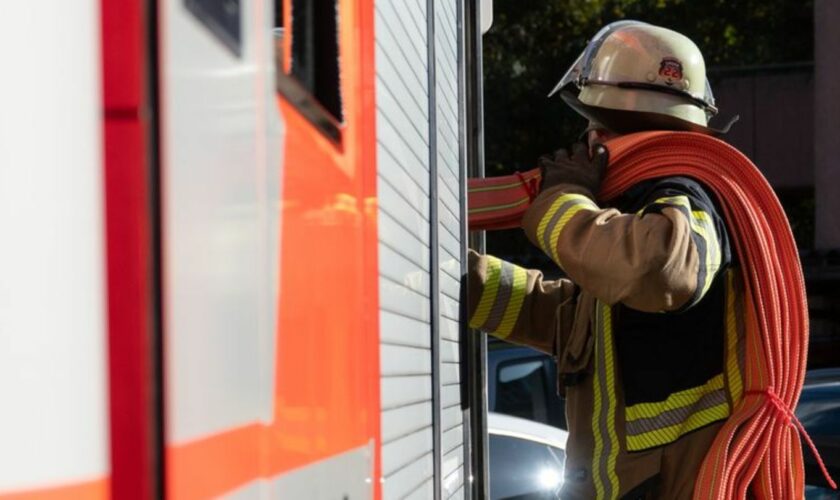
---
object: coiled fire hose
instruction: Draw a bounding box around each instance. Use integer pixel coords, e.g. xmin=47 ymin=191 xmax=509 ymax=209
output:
xmin=468 ymin=131 xmax=836 ymax=498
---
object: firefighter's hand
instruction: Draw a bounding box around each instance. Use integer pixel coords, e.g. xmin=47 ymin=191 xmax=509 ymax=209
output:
xmin=538 ymin=142 xmax=609 ymax=195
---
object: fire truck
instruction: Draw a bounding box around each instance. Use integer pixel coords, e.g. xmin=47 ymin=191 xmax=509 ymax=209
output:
xmin=0 ymin=0 xmax=493 ymax=498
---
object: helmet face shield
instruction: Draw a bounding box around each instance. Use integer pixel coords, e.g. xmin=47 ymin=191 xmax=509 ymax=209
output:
xmin=548 ymin=20 xmax=648 ymax=99
xmin=547 ymin=50 xmax=584 ymax=98
xmin=579 ymin=20 xmax=648 ymax=78
xmin=549 ymin=20 xmax=724 ymax=127
xmin=703 ymin=78 xmax=717 ymax=119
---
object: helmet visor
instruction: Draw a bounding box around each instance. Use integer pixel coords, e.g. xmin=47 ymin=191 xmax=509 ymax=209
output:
xmin=549 ymin=20 xmax=719 ymax=117
xmin=702 ymin=78 xmax=717 ymax=117
xmin=547 ymin=50 xmax=584 ymax=97
xmin=548 ymin=20 xmax=650 ymax=98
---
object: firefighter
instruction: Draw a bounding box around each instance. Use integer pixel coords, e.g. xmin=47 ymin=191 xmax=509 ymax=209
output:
xmin=469 ymin=22 xmax=743 ymax=499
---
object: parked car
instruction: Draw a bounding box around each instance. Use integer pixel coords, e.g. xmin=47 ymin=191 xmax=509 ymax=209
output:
xmin=488 ymin=339 xmax=566 ymax=430
xmin=488 ymin=411 xmax=568 ymax=500
xmin=797 ymin=368 xmax=840 ymax=499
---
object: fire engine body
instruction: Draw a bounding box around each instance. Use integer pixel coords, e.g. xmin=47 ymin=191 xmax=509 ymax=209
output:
xmin=0 ymin=0 xmax=483 ymax=498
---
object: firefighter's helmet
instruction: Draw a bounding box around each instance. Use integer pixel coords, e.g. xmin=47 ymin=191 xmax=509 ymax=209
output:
xmin=549 ymin=21 xmax=738 ymax=135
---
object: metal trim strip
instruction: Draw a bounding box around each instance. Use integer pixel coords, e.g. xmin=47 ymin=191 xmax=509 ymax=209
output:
xmin=426 ymin=0 xmax=442 ymax=497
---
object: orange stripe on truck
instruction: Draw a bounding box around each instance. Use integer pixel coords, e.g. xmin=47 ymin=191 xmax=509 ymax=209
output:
xmin=0 ymin=479 xmax=108 ymax=500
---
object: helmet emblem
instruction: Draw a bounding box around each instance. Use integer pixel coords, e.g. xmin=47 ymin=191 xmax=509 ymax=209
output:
xmin=659 ymin=57 xmax=684 ymax=86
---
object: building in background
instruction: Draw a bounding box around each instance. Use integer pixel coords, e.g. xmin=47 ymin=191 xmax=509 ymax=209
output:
xmin=710 ymin=0 xmax=840 ymax=366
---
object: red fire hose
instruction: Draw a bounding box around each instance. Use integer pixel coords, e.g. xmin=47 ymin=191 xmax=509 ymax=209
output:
xmin=468 ymin=131 xmax=836 ymax=498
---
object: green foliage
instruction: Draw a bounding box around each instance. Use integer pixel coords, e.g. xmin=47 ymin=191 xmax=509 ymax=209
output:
xmin=483 ymin=0 xmax=813 ymax=175
xmin=482 ymin=0 xmax=814 ymax=257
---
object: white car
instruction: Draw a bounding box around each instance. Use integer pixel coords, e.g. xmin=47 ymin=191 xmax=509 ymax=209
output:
xmin=488 ymin=411 xmax=569 ymax=499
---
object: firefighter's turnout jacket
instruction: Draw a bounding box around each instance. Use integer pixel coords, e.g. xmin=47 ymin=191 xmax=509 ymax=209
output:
xmin=469 ymin=177 xmax=746 ymax=499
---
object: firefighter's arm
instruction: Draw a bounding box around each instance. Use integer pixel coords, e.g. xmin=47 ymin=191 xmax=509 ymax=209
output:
xmin=521 ymin=180 xmax=725 ymax=313
xmin=466 ymin=249 xmax=576 ymax=355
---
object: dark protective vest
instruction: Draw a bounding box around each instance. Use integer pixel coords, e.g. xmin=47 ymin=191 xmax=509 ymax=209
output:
xmin=612 ymin=176 xmax=735 ymax=452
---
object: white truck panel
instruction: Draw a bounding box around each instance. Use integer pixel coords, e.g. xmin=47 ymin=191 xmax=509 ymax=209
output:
xmin=159 ymin=0 xmax=282 ymax=443
xmin=0 ymin=0 xmax=109 ymax=490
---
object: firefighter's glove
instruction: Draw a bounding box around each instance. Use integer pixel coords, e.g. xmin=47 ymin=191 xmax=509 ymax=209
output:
xmin=538 ymin=143 xmax=609 ymax=196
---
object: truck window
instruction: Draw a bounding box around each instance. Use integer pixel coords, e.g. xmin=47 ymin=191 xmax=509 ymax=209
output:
xmin=274 ymin=0 xmax=342 ymax=142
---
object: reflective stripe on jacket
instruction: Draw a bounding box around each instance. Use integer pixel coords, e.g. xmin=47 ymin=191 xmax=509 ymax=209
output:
xmin=467 ymin=176 xmax=745 ymax=499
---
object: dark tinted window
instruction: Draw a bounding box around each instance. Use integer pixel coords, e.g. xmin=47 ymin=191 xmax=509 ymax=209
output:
xmin=488 ymin=346 xmax=568 ymax=430
xmin=290 ymin=0 xmax=342 ymax=121
xmin=489 ymin=434 xmax=565 ymax=500
xmin=797 ymin=383 xmax=840 ymax=490
xmin=274 ymin=0 xmax=342 ymax=142
xmin=496 ymin=359 xmax=549 ymax=422
xmin=805 ymin=484 xmax=840 ymax=499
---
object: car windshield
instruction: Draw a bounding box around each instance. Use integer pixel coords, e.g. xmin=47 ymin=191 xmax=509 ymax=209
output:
xmin=489 ymin=434 xmax=566 ymax=500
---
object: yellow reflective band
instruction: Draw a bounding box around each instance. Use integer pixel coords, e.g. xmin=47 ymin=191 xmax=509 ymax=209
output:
xmin=591 ymin=307 xmax=606 ymax=500
xmin=653 ymin=195 xmax=691 ymax=212
xmin=625 ymin=374 xmax=725 ymax=421
xmin=689 ymin=212 xmax=714 ymax=297
xmin=495 ymin=265 xmax=528 ymax=339
xmin=691 ymin=210 xmax=722 ymax=296
xmin=591 ymin=302 xmax=619 ymax=499
xmin=469 ymin=256 xmax=502 ymax=330
xmin=602 ymin=304 xmax=620 ymax=496
xmin=725 ymin=271 xmax=744 ymax=405
xmin=536 ymin=195 xmax=569 ymax=250
xmin=538 ymin=194 xmax=597 ymax=265
xmin=626 ymin=400 xmax=730 ymax=451
xmin=548 ymin=203 xmax=593 ymax=265
xmin=651 ymin=196 xmax=723 ymax=301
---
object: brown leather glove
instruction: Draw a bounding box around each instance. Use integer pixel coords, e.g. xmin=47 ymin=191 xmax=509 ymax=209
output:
xmin=539 ymin=142 xmax=609 ymax=195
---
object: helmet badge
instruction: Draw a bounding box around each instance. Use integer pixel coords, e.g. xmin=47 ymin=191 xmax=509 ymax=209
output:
xmin=659 ymin=57 xmax=684 ymax=86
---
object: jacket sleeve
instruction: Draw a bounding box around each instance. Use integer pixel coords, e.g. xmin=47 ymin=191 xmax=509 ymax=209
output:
xmin=467 ymin=249 xmax=576 ymax=355
xmin=521 ymin=177 xmax=728 ymax=313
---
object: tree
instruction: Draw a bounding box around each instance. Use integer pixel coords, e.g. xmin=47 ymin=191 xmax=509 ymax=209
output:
xmin=483 ymin=0 xmax=814 ymax=259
